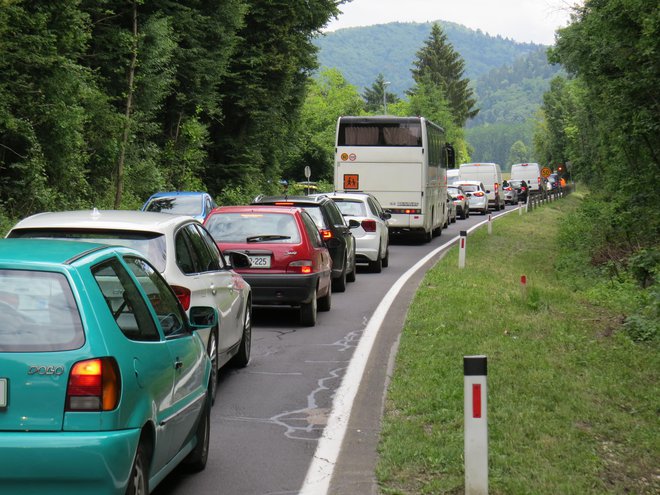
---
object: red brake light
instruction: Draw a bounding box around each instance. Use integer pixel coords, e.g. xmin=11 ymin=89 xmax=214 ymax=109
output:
xmin=67 ymin=358 xmax=120 ymax=411
xmin=274 ymin=202 xmax=294 ymax=206
xmin=320 ymin=229 xmax=333 ymax=240
xmin=456 ymin=195 xmax=466 ymax=200
xmin=361 ymin=219 xmax=377 ymax=232
xmin=474 ymin=191 xmax=485 ymax=197
xmin=495 ymin=183 xmax=499 ymax=193
xmin=288 ymin=260 xmax=313 ymax=274
xmin=170 ymin=285 xmax=191 ymax=311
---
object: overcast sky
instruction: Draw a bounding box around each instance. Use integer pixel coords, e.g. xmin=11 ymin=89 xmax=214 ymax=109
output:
xmin=324 ymin=0 xmax=578 ymax=45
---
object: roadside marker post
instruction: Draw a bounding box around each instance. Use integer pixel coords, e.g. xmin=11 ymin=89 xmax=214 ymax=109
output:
xmin=459 ymin=230 xmax=467 ymax=269
xmin=520 ymin=274 xmax=527 ymax=300
xmin=519 ymin=202 xmax=523 ymax=215
xmin=464 ymin=355 xmax=488 ymax=495
xmin=487 ymin=214 xmax=492 ymax=234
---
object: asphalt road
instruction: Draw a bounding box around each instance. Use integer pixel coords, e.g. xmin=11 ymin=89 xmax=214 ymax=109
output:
xmin=153 ymin=208 xmax=512 ymax=495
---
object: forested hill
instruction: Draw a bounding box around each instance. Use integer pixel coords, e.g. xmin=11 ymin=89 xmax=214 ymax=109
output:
xmin=315 ymin=21 xmax=545 ymax=97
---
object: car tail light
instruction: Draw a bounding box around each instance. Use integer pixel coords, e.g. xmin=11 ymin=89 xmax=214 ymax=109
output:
xmin=473 ymin=191 xmax=485 ymax=197
xmin=274 ymin=202 xmax=294 ymax=206
xmin=495 ymin=183 xmax=499 ymax=193
xmin=320 ymin=229 xmax=333 ymax=240
xmin=170 ymin=285 xmax=191 ymax=310
xmin=456 ymin=195 xmax=466 ymax=201
xmin=521 ymin=186 xmax=527 ymax=191
xmin=288 ymin=260 xmax=313 ymax=274
xmin=66 ymin=358 xmax=120 ymax=411
xmin=361 ymin=219 xmax=377 ymax=232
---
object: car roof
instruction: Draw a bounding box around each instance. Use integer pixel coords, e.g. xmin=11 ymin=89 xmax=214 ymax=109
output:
xmin=210 ymin=205 xmax=301 ymax=215
xmin=0 ymin=238 xmax=117 ymax=265
xmin=311 ymin=192 xmax=374 ymax=201
xmin=252 ymin=195 xmax=328 ymax=205
xmin=456 ymin=180 xmax=483 ymax=186
xmin=147 ymin=191 xmax=209 ymax=198
xmin=9 ymin=209 xmax=199 ymax=234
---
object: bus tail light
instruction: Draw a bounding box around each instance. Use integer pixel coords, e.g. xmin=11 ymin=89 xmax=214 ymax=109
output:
xmin=171 ymin=285 xmax=191 ymax=311
xmin=288 ymin=260 xmax=313 ymax=274
xmin=361 ymin=219 xmax=377 ymax=232
xmin=387 ymin=208 xmax=422 ymax=215
xmin=66 ymin=358 xmax=120 ymax=411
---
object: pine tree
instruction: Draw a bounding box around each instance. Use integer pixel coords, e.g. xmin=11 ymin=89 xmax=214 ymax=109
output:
xmin=362 ymin=74 xmax=399 ymax=114
xmin=411 ymin=23 xmax=478 ymax=127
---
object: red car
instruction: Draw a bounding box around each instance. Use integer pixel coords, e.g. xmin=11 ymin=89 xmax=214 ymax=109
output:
xmin=204 ymin=205 xmax=332 ymax=326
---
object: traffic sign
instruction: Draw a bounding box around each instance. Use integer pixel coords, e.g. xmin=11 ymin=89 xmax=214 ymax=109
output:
xmin=541 ymin=167 xmax=552 ymax=178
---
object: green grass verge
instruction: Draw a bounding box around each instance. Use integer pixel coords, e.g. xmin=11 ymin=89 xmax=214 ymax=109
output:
xmin=376 ymin=193 xmax=659 ymax=494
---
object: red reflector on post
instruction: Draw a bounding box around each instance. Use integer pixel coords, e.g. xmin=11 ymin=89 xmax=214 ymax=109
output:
xmin=472 ymin=383 xmax=482 ymax=418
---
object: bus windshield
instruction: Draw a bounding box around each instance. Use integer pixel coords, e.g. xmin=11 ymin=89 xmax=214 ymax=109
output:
xmin=338 ymin=122 xmax=422 ymax=147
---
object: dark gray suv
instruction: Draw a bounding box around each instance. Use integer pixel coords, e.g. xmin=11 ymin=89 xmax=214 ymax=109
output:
xmin=252 ymin=195 xmax=358 ymax=292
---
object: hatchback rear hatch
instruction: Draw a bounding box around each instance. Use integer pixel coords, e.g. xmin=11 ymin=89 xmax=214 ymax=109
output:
xmin=0 ymin=269 xmax=86 ymax=431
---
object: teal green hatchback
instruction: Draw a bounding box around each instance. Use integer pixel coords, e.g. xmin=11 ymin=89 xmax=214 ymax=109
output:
xmin=0 ymin=239 xmax=215 ymax=495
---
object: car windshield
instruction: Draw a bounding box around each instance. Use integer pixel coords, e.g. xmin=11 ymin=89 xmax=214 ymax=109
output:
xmin=0 ymin=269 xmax=84 ymax=352
xmin=8 ymin=229 xmax=168 ymax=273
xmin=333 ymin=200 xmax=367 ymax=217
xmin=206 ymin=213 xmax=301 ymax=244
xmin=145 ymin=195 xmax=203 ymax=216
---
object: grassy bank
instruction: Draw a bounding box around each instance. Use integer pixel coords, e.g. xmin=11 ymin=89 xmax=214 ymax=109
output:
xmin=376 ymin=193 xmax=659 ymax=494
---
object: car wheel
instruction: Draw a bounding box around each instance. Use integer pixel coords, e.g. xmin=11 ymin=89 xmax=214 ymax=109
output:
xmin=368 ymin=245 xmax=383 ymax=273
xmin=346 ymin=254 xmax=356 ymax=283
xmin=460 ymin=208 xmax=467 ymax=220
xmin=126 ymin=441 xmax=148 ymax=495
xmin=300 ymin=289 xmax=317 ymax=326
xmin=207 ymin=329 xmax=218 ymax=405
xmin=332 ymin=263 xmax=347 ymax=293
xmin=184 ymin=396 xmax=210 ymax=472
xmin=318 ymin=285 xmax=331 ymax=312
xmin=382 ymin=246 xmax=389 ymax=268
xmin=230 ymin=302 xmax=251 ymax=368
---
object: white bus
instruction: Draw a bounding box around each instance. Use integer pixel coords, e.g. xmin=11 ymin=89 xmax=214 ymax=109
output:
xmin=334 ymin=116 xmax=455 ymax=242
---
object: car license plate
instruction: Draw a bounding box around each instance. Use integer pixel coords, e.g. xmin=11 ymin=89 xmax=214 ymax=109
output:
xmin=0 ymin=378 xmax=7 ymax=408
xmin=248 ymin=255 xmax=271 ymax=268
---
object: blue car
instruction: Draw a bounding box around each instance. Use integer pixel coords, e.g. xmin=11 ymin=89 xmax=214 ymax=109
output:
xmin=141 ymin=191 xmax=217 ymax=222
xmin=0 ymin=239 xmax=215 ymax=494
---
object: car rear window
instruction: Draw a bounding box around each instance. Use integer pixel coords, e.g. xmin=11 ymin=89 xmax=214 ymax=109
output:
xmin=333 ymin=200 xmax=367 ymax=217
xmin=0 ymin=269 xmax=84 ymax=352
xmin=300 ymin=206 xmax=328 ymax=229
xmin=206 ymin=212 xmax=301 ymax=244
xmin=144 ymin=195 xmax=203 ymax=216
xmin=460 ymin=185 xmax=480 ymax=192
xmin=8 ymin=229 xmax=168 ymax=273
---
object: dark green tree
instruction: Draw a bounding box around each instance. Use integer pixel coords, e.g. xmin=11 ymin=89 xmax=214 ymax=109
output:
xmin=411 ymin=23 xmax=479 ymax=127
xmin=362 ymin=73 xmax=399 ymax=114
xmin=208 ymin=0 xmax=345 ymax=192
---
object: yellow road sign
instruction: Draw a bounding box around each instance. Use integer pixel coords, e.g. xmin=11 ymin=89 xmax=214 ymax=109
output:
xmin=541 ymin=167 xmax=552 ymax=178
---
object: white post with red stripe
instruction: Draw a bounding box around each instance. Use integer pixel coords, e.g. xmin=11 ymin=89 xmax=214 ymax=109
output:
xmin=464 ymin=355 xmax=488 ymax=495
xmin=487 ymin=214 xmax=492 ymax=234
xmin=458 ymin=230 xmax=467 ymax=269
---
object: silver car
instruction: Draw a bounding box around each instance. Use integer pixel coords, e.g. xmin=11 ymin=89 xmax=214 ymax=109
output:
xmin=7 ymin=209 xmax=252 ymax=405
xmin=456 ymin=181 xmax=489 ymax=215
xmin=315 ymin=192 xmax=391 ymax=273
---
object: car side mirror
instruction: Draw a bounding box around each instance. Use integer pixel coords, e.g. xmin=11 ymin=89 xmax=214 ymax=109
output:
xmin=382 ymin=212 xmax=391 ymax=220
xmin=188 ymin=306 xmax=218 ymax=329
xmin=225 ymin=251 xmax=251 ymax=269
xmin=485 ymin=189 xmax=491 ymax=193
xmin=348 ymin=219 xmax=360 ymax=229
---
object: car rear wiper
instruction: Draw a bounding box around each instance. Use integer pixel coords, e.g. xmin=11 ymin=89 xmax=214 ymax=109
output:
xmin=246 ymin=234 xmax=291 ymax=243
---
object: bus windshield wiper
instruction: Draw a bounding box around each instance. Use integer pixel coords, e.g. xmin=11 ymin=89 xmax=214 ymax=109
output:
xmin=246 ymin=234 xmax=291 ymax=243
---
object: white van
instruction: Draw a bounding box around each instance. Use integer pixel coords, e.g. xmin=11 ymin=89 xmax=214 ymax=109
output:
xmin=458 ymin=162 xmax=503 ymax=210
xmin=510 ymin=163 xmax=543 ymax=193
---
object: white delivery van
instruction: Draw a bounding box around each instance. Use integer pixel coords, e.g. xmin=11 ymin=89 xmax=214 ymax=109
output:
xmin=510 ymin=163 xmax=543 ymax=193
xmin=458 ymin=162 xmax=503 ymax=210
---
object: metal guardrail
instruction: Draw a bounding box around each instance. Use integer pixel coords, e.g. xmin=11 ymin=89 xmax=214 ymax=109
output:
xmin=526 ymin=185 xmax=570 ymax=211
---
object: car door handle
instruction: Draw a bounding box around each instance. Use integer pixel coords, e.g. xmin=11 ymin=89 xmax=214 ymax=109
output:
xmin=174 ymin=359 xmax=183 ymax=370
xmin=210 ymin=283 xmax=217 ymax=295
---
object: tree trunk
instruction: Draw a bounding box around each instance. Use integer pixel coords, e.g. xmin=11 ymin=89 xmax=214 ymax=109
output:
xmin=114 ymin=2 xmax=138 ymax=209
